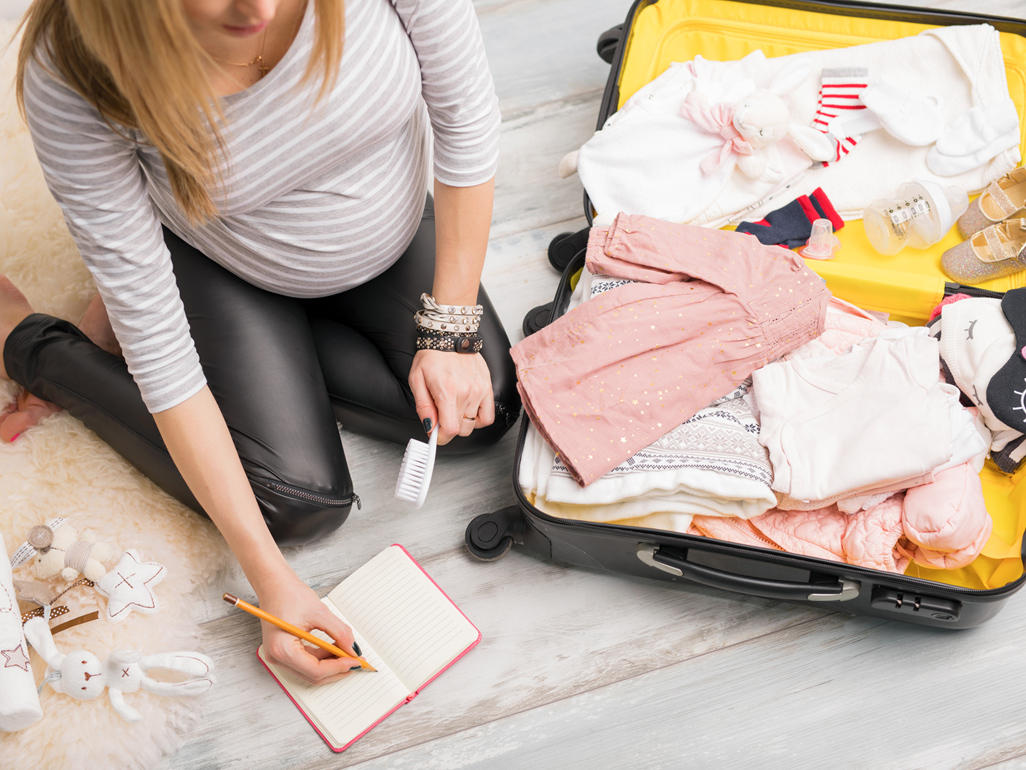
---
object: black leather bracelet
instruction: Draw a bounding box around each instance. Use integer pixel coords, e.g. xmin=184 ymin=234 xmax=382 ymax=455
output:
xmin=416 ymin=330 xmax=484 ymax=354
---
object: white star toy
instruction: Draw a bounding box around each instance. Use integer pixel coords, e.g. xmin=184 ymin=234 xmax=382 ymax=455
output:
xmin=95 ymin=550 xmax=167 ymax=623
xmin=1 ymin=642 xmax=30 ymax=672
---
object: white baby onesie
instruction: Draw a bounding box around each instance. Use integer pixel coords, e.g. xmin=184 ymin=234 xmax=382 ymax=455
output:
xmin=753 ymin=327 xmax=957 ymax=505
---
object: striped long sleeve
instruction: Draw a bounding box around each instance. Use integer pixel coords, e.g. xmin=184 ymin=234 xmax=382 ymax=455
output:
xmin=22 ymin=56 xmax=206 ymax=413
xmin=391 ymin=0 xmax=501 ymax=185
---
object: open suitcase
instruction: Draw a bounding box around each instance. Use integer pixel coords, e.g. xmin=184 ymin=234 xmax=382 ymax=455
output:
xmin=466 ymin=0 xmax=1026 ymax=628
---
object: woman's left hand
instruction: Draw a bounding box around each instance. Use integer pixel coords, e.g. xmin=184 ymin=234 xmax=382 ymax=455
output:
xmin=409 ymin=349 xmax=494 ymax=445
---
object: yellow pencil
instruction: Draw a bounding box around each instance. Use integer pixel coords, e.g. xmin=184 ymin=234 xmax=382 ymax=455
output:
xmin=222 ymin=592 xmax=376 ymax=672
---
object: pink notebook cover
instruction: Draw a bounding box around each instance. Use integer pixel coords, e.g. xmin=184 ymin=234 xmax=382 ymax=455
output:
xmin=256 ymin=543 xmax=481 ymax=752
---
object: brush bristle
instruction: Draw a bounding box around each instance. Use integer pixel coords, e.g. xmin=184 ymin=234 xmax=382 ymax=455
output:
xmin=395 ymin=439 xmax=432 ymax=501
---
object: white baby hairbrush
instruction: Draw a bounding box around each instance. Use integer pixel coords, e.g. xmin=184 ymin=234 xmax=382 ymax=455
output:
xmin=395 ymin=425 xmax=438 ymax=507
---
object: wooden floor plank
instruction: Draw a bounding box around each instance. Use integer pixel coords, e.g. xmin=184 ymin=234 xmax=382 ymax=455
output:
xmin=341 ymin=600 xmax=1026 ymax=770
xmin=477 ymin=0 xmax=630 ymax=121
xmin=491 ymin=94 xmax=607 ymax=242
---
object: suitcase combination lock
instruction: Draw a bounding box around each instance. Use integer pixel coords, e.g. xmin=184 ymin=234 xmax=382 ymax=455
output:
xmin=870 ymin=588 xmax=961 ymax=622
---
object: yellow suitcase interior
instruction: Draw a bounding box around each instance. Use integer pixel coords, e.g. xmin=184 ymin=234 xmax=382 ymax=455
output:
xmin=605 ymin=0 xmax=1026 ymax=590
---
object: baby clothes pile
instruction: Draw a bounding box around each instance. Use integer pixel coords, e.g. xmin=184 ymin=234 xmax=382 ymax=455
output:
xmin=754 ymin=325 xmax=989 ymax=511
xmin=569 ymin=23 xmax=1020 ymax=228
xmin=512 ymin=212 xmax=830 ymax=486
xmin=515 ymin=218 xmax=1008 ymax=577
xmin=519 ymin=269 xmax=777 ymax=530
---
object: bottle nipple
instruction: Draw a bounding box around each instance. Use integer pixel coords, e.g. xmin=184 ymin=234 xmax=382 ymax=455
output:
xmin=800 ymin=219 xmax=841 ymax=260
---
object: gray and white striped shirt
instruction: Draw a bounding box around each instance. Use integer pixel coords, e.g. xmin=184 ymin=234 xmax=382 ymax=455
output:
xmin=22 ymin=0 xmax=500 ymax=412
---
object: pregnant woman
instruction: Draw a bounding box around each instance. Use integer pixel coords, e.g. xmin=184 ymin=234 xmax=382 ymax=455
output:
xmin=2 ymin=0 xmax=518 ymax=683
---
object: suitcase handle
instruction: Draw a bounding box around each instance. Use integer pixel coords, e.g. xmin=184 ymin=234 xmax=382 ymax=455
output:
xmin=637 ymin=545 xmax=859 ymax=602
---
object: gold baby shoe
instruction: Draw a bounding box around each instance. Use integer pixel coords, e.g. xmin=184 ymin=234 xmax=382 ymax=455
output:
xmin=942 ymin=218 xmax=1026 ymax=285
xmin=957 ymin=167 xmax=1026 ymax=238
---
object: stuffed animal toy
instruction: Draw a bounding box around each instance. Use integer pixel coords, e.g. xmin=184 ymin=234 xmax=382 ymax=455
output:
xmin=22 ymin=611 xmax=214 ymax=722
xmin=679 ymin=88 xmax=793 ymax=181
xmin=729 ymin=90 xmax=793 ymax=179
xmin=94 ymin=549 xmax=167 ymax=623
xmin=24 ymin=520 xmax=116 ymax=583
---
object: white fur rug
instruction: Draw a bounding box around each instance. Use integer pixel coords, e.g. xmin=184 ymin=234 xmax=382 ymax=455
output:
xmin=1 ymin=22 xmax=229 ymax=769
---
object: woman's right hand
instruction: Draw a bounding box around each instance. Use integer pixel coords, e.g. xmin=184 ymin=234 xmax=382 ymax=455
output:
xmin=256 ymin=574 xmax=363 ymax=685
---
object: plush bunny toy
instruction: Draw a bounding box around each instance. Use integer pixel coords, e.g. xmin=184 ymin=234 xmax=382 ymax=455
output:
xmin=676 ymin=88 xmax=795 ymax=181
xmin=730 ymin=90 xmax=793 ymax=179
xmin=22 ymin=612 xmax=214 ymax=721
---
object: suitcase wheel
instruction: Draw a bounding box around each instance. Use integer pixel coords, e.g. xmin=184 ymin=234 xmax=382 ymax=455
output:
xmin=465 ymin=509 xmax=517 ymax=561
xmin=596 ymin=24 xmax=623 ymax=64
xmin=547 ymin=228 xmax=590 ymax=273
xmin=547 ymin=231 xmax=577 ymax=272
xmin=522 ymin=301 xmax=555 ymax=337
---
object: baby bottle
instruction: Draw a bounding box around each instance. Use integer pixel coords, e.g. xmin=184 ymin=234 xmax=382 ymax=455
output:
xmin=863 ymin=180 xmax=968 ymax=255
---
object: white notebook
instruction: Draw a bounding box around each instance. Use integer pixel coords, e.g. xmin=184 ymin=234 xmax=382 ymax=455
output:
xmin=257 ymin=544 xmax=480 ymax=752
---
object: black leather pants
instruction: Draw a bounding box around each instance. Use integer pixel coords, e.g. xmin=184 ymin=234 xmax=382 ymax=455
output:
xmin=3 ymin=199 xmax=521 ymax=544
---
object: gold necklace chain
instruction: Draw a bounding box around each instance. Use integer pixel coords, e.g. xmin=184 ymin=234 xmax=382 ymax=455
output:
xmin=210 ymin=28 xmax=271 ymax=78
xmin=209 ymin=8 xmax=304 ymax=81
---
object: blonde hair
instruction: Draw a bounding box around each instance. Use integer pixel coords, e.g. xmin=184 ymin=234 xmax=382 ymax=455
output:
xmin=15 ymin=0 xmax=344 ymax=224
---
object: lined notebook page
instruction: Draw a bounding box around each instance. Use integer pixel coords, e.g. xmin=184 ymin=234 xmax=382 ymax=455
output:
xmin=326 ymin=545 xmax=479 ymax=692
xmin=259 ymin=621 xmax=408 ymax=749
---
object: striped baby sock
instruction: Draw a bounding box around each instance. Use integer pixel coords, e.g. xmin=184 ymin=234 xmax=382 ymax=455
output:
xmin=794 ymin=68 xmax=880 ymax=164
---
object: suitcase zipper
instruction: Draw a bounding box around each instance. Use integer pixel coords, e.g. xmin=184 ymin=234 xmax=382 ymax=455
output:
xmin=265 ymin=481 xmax=361 ymax=510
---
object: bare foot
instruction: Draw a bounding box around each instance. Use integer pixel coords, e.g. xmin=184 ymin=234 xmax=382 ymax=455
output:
xmin=0 ymin=276 xmax=34 ymax=380
xmin=0 ymin=391 xmax=60 ymax=442
xmin=78 ymin=292 xmax=121 ymax=356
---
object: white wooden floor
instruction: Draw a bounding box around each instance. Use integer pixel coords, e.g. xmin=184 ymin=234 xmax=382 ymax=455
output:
xmin=5 ymin=0 xmax=1026 ymax=767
